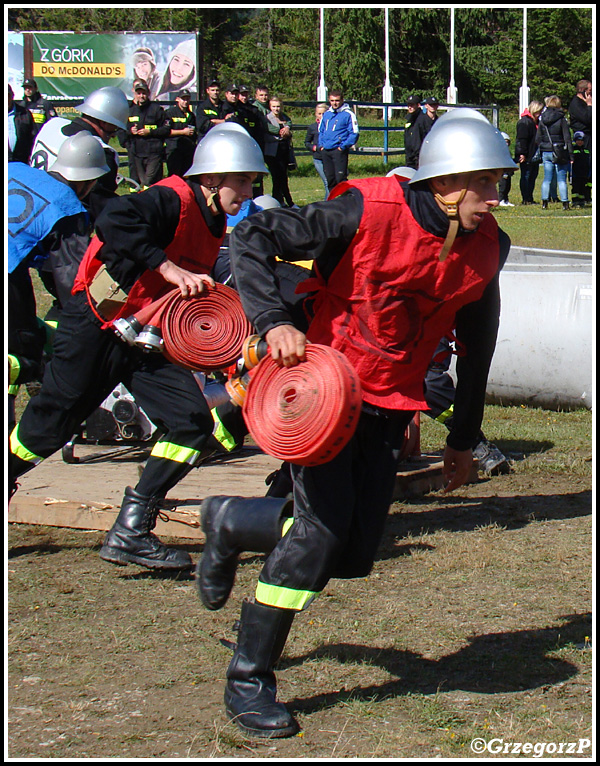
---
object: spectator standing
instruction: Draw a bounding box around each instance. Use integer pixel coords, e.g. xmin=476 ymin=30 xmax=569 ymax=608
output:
xmin=20 ymin=78 xmax=57 ymax=137
xmin=8 ymin=83 xmax=35 ymax=163
xmin=570 ymin=130 xmax=592 ymax=207
xmin=121 ymin=78 xmax=170 ymax=188
xmin=317 ymin=89 xmax=359 ymax=190
xmin=423 ymin=96 xmax=440 ymax=131
xmin=164 ymin=88 xmax=197 ymax=178
xmin=568 ymin=79 xmax=592 ymax=149
xmin=220 ymin=84 xmax=241 ymax=123
xmin=252 ymin=85 xmax=271 ymax=119
xmin=403 ymin=95 xmax=430 ymax=170
xmin=237 ymin=85 xmax=269 ymax=197
xmin=497 ymin=132 xmax=515 ymax=206
xmin=264 ymin=98 xmax=297 ymax=208
xmin=304 ymin=103 xmax=329 ymax=199
xmin=196 ymin=79 xmax=224 ymax=138
xmin=568 ymin=79 xmax=592 ymax=203
xmin=514 ymin=100 xmax=543 ymax=205
xmin=536 ymin=95 xmax=574 ymax=210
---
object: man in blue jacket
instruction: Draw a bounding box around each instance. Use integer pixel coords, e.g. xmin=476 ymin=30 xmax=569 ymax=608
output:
xmin=317 ymin=90 xmax=359 ymax=191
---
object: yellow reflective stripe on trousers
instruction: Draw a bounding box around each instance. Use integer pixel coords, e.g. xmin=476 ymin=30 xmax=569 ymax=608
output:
xmin=8 ymin=355 xmax=21 ymax=385
xmin=281 ymin=517 xmax=294 ymax=537
xmin=150 ymin=441 xmax=201 ymax=465
xmin=255 ymin=581 xmax=319 ymax=611
xmin=212 ymin=411 xmax=237 ymax=453
xmin=10 ymin=426 xmax=44 ymax=465
xmin=435 ymin=405 xmax=454 ymax=424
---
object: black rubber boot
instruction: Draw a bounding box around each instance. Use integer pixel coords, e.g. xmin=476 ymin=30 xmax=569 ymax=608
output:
xmin=100 ymin=486 xmax=193 ymax=571
xmin=225 ymin=599 xmax=299 ymax=738
xmin=197 ymin=495 xmax=293 ymax=610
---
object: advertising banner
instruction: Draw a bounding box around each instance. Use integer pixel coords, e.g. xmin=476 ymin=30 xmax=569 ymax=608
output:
xmin=29 ymin=32 xmax=198 ymax=102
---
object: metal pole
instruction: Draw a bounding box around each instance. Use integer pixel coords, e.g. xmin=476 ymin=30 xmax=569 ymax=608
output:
xmin=382 ymin=7 xmax=394 ymax=162
xmin=317 ymin=8 xmax=327 ymax=101
xmin=519 ymin=8 xmax=530 ymax=114
xmin=446 ymin=8 xmax=458 ymax=104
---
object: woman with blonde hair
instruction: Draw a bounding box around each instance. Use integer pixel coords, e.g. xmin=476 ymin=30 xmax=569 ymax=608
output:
xmin=536 ymin=95 xmax=574 ymax=209
xmin=515 ymin=99 xmax=543 ymax=205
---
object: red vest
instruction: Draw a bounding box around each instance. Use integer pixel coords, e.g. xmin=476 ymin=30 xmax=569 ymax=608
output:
xmin=73 ymin=175 xmax=225 ymax=326
xmin=305 ymin=176 xmax=500 ymax=410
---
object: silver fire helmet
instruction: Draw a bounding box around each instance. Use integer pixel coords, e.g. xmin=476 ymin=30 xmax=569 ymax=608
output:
xmin=78 ymin=86 xmax=129 ymax=131
xmin=184 ymin=122 xmax=269 ymax=177
xmin=51 ymin=132 xmax=110 ymax=181
xmin=410 ymin=115 xmax=518 ymax=184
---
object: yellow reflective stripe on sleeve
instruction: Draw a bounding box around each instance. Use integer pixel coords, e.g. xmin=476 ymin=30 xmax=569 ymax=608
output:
xmin=10 ymin=426 xmax=44 ymax=465
xmin=150 ymin=441 xmax=201 ymax=465
xmin=434 ymin=405 xmax=454 ymax=425
xmin=8 ymin=355 xmax=21 ymax=385
xmin=212 ymin=410 xmax=237 ymax=453
xmin=255 ymin=581 xmax=319 ymax=611
xmin=281 ymin=517 xmax=294 ymax=537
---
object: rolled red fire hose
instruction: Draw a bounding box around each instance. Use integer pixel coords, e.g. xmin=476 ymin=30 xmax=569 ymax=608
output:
xmin=131 ymin=284 xmax=253 ymax=371
xmin=242 ymin=344 xmax=363 ymax=466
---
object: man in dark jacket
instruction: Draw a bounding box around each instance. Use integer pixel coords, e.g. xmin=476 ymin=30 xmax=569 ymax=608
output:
xmin=120 ymin=79 xmax=170 ymax=188
xmin=195 ymin=113 xmax=516 ymax=739
xmin=568 ymin=79 xmax=592 ymax=149
xmin=196 ymin=79 xmax=224 ymax=138
xmin=21 ymin=78 xmax=57 ymax=136
xmin=8 ymin=84 xmax=35 ymax=163
xmin=403 ymin=95 xmax=430 ymax=169
xmin=164 ymin=88 xmax=197 ymax=177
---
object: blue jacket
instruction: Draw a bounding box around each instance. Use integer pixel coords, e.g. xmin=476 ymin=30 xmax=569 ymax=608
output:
xmin=8 ymin=163 xmax=87 ymax=274
xmin=318 ymin=104 xmax=359 ymax=151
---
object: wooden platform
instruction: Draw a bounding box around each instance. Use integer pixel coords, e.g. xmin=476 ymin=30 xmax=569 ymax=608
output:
xmin=8 ymin=443 xmax=473 ymax=540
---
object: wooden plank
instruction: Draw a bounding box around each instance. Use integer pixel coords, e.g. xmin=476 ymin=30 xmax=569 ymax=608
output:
xmin=8 ymin=495 xmax=205 ymax=539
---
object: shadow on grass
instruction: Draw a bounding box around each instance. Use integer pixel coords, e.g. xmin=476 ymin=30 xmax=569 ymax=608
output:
xmin=284 ymin=612 xmax=591 ymax=713
xmin=378 ymin=488 xmax=592 ymax=562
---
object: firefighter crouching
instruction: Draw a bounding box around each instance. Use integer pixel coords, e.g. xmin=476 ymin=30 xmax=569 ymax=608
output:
xmin=9 ymin=123 xmax=269 ymax=573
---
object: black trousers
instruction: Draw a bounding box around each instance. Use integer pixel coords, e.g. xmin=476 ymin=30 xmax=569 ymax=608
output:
xmin=254 ymin=408 xmax=414 ymax=611
xmin=11 ymin=292 xmax=214 ymax=499
xmin=320 ymin=147 xmax=350 ymax=190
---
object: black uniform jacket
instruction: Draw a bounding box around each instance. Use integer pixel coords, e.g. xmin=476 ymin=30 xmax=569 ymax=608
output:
xmin=229 ymin=182 xmax=510 ymax=451
xmin=92 ymin=179 xmax=225 ymax=295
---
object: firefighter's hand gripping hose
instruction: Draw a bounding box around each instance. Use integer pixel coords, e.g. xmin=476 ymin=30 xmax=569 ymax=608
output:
xmin=114 ymin=283 xmax=253 ymax=372
xmin=242 ymin=343 xmax=363 ymax=466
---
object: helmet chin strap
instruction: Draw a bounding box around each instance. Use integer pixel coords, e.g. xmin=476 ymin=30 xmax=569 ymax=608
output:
xmin=432 ymin=174 xmax=471 ymax=261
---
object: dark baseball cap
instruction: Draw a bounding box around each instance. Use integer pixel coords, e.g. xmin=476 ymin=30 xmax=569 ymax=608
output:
xmin=133 ymin=79 xmax=149 ymax=92
xmin=178 ymin=89 xmax=191 ymax=98
xmin=225 ymin=84 xmax=239 ymax=93
xmin=206 ymin=78 xmax=220 ymax=88
xmin=406 ymin=95 xmax=421 ymax=106
xmin=425 ymin=96 xmax=440 ymax=105
xmin=24 ymin=78 xmax=37 ymax=88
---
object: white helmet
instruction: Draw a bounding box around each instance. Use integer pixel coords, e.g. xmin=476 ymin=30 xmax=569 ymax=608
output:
xmin=51 ymin=132 xmax=110 ymax=181
xmin=410 ymin=115 xmax=518 ymax=184
xmin=78 ymin=86 xmax=129 ymax=131
xmin=253 ymin=194 xmax=281 ymax=210
xmin=184 ymin=122 xmax=269 ymax=177
xmin=385 ymin=166 xmax=416 ymax=179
